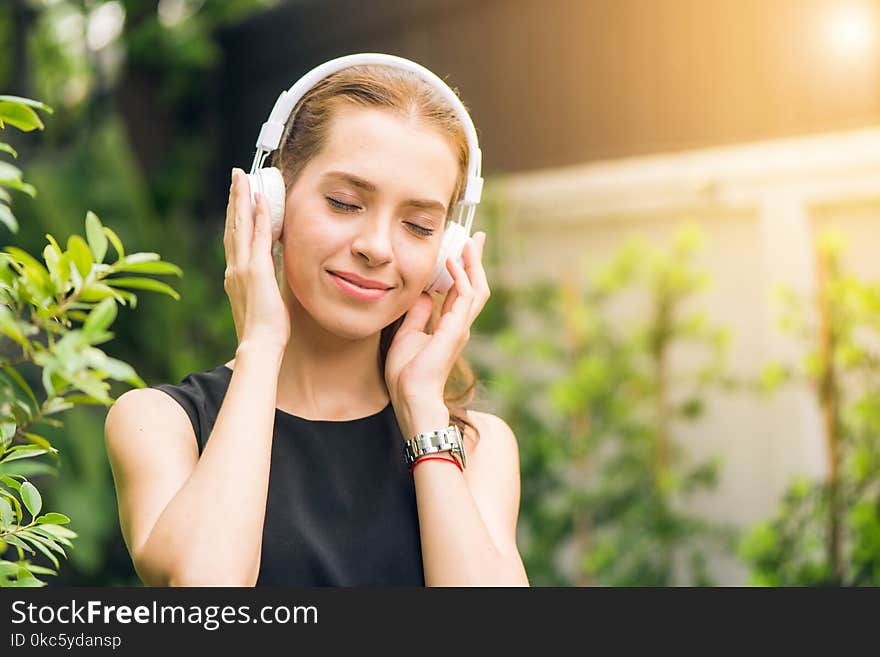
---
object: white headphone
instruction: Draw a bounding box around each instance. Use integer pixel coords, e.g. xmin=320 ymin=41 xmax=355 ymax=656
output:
xmin=246 ymin=52 xmax=483 ymax=295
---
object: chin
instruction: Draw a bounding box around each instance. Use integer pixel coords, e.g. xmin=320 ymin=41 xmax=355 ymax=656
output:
xmin=327 ymin=316 xmax=388 ymax=341
xmin=310 ymin=299 xmax=394 ymax=339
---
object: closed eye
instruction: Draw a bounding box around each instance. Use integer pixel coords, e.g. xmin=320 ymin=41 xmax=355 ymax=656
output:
xmin=327 ymin=197 xmax=434 ymax=237
xmin=327 ymin=197 xmax=360 ymax=212
xmin=406 ymin=223 xmax=434 ymax=237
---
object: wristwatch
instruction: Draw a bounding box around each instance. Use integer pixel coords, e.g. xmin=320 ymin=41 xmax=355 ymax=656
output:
xmin=404 ymin=424 xmax=467 ymax=470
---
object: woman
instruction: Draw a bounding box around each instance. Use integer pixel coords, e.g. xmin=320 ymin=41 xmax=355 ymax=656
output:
xmin=104 ymin=57 xmax=529 ymax=586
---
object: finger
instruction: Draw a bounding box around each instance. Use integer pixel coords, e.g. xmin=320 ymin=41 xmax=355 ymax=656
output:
xmin=463 ymin=232 xmax=490 ymax=322
xmin=398 ymin=291 xmax=434 ymax=334
xmin=440 ymin=245 xmax=474 ymax=318
xmin=440 ymin=279 xmax=458 ymax=318
xmin=448 ymin=248 xmax=475 ymax=302
xmin=233 ymin=169 xmax=254 ymax=270
xmin=223 ymin=170 xmax=236 ymax=263
xmin=252 ymin=191 xmax=273 ymax=265
xmin=434 ymin=255 xmax=474 ymax=337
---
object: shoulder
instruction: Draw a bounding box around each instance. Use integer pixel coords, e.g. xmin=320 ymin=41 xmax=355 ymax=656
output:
xmin=104 ymin=388 xmax=200 ymax=487
xmin=105 ymin=387 xmax=194 ymax=442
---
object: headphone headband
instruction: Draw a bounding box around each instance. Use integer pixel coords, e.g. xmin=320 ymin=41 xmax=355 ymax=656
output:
xmin=252 ymin=53 xmax=483 ymax=206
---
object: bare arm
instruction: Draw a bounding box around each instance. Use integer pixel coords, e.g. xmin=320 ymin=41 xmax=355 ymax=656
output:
xmin=106 ymin=171 xmax=290 ymax=586
xmin=399 ymin=403 xmax=530 ymax=586
xmin=105 ymin=342 xmax=283 ymax=586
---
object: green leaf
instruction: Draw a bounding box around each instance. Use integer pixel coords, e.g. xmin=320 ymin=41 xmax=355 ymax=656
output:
xmin=43 ymin=243 xmax=61 ymax=289
xmin=121 ymin=252 xmax=160 ymax=265
xmin=101 ymin=226 xmax=125 ymax=261
xmin=107 ymin=277 xmax=180 ymax=300
xmin=0 ymin=161 xmax=36 ymax=196
xmin=0 ymin=447 xmax=48 ymax=463
xmin=41 ymin=397 xmax=74 ymax=416
xmin=0 ymin=203 xmax=18 ymax=233
xmin=0 ymin=488 xmax=22 ymax=523
xmin=67 ymin=369 xmax=111 ymax=403
xmin=8 ymin=399 xmax=32 ymax=426
xmin=0 ymin=142 xmax=18 ymax=158
xmin=4 ymin=534 xmax=33 ymax=555
xmin=82 ymin=350 xmax=141 ymax=384
xmin=78 ymin=283 xmax=121 ymax=302
xmin=19 ymin=481 xmax=41 ymax=518
xmin=20 ymin=530 xmax=65 ymax=557
xmin=7 ymin=573 xmax=47 ymax=587
xmin=85 ymin=212 xmax=108 ymax=263
xmin=0 ymin=495 xmax=12 ymax=526
xmin=23 ymin=563 xmax=57 ymax=576
xmin=113 ymin=288 xmax=137 ymax=307
xmin=17 ymin=532 xmax=60 ymax=568
xmin=0 ymin=96 xmax=53 ymax=113
xmin=0 ymin=560 xmax=18 ymax=576
xmin=3 ymin=365 xmax=38 ymax=411
xmin=67 ymin=235 xmax=94 ymax=278
xmin=32 ymin=523 xmax=77 ymax=541
xmin=23 ymin=433 xmax=57 ymax=456
xmin=112 ymin=260 xmax=183 ymax=276
xmin=3 ymin=246 xmax=51 ymax=284
xmin=0 ymin=474 xmax=21 ymax=491
xmin=44 ymin=233 xmax=62 ymax=256
xmin=35 ymin=512 xmax=70 ymax=525
xmin=0 ymin=307 xmax=29 ymax=346
xmin=0 ymin=101 xmax=44 ymax=132
xmin=0 ymin=423 xmax=16 ymax=443
xmin=57 ymin=395 xmax=105 ymax=406
xmin=82 ymin=297 xmax=117 ymax=340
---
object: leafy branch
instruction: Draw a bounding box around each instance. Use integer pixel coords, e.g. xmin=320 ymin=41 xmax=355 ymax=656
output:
xmin=0 ymin=94 xmax=181 ymax=586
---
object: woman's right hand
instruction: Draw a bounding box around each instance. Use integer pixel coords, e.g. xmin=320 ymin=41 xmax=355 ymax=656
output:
xmin=223 ymin=168 xmax=291 ymax=355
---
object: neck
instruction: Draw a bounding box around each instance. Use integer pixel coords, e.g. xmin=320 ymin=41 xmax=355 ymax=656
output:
xmin=273 ymin=275 xmax=391 ymax=422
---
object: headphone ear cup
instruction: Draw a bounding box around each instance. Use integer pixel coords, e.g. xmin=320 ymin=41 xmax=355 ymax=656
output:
xmin=424 ymin=222 xmax=469 ymax=295
xmin=246 ymin=167 xmax=286 ymax=241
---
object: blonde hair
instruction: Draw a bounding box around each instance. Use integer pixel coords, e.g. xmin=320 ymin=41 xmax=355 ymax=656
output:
xmin=271 ymin=64 xmax=481 ymax=444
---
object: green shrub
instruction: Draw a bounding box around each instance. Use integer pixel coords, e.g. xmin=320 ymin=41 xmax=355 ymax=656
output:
xmin=0 ymin=95 xmax=180 ymax=586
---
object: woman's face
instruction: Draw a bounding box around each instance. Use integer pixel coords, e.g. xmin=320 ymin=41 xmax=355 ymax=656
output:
xmin=279 ymin=105 xmax=460 ymax=340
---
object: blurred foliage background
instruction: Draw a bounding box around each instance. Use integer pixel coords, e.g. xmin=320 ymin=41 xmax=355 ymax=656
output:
xmin=1 ymin=0 xmax=280 ymax=585
xmin=3 ymin=0 xmax=879 ymax=586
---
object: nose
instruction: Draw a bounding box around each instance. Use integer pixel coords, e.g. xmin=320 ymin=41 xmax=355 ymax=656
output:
xmin=351 ymin=211 xmax=393 ymax=265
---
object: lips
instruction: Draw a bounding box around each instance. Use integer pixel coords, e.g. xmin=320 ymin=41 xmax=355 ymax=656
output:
xmin=328 ymin=271 xmax=391 ymax=301
xmin=327 ymin=270 xmax=393 ymax=290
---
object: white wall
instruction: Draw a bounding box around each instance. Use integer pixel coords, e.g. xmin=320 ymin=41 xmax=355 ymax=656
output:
xmin=486 ymin=126 xmax=880 ymax=584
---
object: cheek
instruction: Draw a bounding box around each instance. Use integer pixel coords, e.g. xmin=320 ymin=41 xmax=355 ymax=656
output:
xmin=282 ymin=203 xmax=336 ymax=257
xmin=402 ymin=247 xmax=440 ymax=283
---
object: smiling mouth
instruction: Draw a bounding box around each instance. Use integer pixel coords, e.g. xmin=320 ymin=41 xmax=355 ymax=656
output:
xmin=328 ymin=271 xmax=393 ymax=300
xmin=328 ymin=271 xmax=393 ymax=290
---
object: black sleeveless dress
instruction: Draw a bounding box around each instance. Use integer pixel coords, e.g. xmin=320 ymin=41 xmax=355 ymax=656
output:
xmin=150 ymin=363 xmax=425 ymax=586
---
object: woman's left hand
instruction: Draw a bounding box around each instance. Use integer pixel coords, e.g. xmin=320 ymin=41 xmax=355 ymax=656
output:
xmin=385 ymin=231 xmax=489 ymax=407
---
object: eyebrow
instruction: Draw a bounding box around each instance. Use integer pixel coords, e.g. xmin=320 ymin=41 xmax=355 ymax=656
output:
xmin=323 ymin=170 xmax=448 ymax=215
